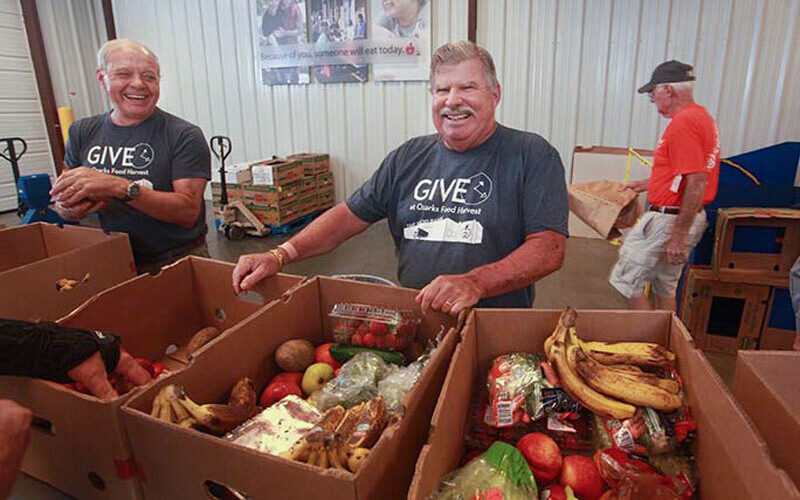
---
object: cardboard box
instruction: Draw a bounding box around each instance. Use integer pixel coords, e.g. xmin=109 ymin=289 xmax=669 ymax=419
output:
xmin=315 ymin=171 xmax=334 ymax=191
xmin=0 ymin=257 xmax=302 ymax=500
xmin=713 ymin=208 xmax=800 ymax=287
xmin=249 ymin=202 xmax=303 ymax=226
xmin=680 ymin=268 xmax=769 ymax=354
xmin=211 ymin=182 xmax=245 ymax=203
xmin=121 ymin=276 xmax=461 ymax=500
xmin=251 ymin=158 xmax=304 ymax=186
xmin=296 ymin=176 xmax=317 ymax=197
xmin=735 ymin=351 xmax=800 ymax=489
xmin=243 ymin=182 xmax=299 ymax=206
xmin=317 ymin=187 xmax=335 ymax=209
xmin=289 ymin=152 xmax=330 ymax=176
xmin=211 ymin=163 xmax=252 ymax=184
xmin=0 ymin=223 xmax=135 ymax=322
xmin=408 ymin=309 xmax=799 ymax=500
xmin=759 ymin=287 xmax=797 ymax=349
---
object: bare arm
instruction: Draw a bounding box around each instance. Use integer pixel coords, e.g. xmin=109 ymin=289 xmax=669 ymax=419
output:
xmin=232 ymin=203 xmax=371 ymax=293
xmin=665 ymin=172 xmax=707 ymax=264
xmin=51 ymin=168 xmax=206 ymax=228
xmin=416 ymin=230 xmax=566 ymax=315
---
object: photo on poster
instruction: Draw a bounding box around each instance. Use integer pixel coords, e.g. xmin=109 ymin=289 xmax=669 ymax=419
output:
xmin=370 ymin=0 xmax=431 ymax=81
xmin=309 ymin=0 xmax=368 ymax=83
xmin=257 ymin=0 xmax=310 ymax=84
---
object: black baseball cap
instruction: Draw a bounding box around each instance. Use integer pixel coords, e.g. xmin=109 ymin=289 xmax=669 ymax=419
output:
xmin=637 ymin=60 xmax=695 ymax=93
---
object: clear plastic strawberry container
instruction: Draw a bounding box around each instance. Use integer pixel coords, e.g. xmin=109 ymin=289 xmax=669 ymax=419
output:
xmin=329 ymin=303 xmax=419 ymax=350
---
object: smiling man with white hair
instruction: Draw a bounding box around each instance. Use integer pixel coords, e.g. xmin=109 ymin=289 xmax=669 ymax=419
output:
xmin=233 ymin=41 xmax=568 ymax=314
xmin=51 ymin=39 xmax=211 ymax=274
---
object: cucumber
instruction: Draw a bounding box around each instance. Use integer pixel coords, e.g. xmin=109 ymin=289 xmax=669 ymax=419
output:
xmin=329 ymin=344 xmax=406 ymax=365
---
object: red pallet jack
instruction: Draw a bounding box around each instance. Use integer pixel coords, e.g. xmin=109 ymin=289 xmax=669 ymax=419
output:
xmin=210 ymin=135 xmax=270 ymax=240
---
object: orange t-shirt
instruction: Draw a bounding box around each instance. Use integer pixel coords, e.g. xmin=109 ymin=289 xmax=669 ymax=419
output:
xmin=648 ymin=103 xmax=720 ymax=207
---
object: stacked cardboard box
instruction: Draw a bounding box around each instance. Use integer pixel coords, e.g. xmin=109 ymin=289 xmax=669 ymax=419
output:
xmin=681 ymin=207 xmax=800 ymax=354
xmin=288 ymin=152 xmax=329 ymax=176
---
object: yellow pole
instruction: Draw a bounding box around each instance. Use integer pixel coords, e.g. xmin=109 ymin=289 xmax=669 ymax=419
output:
xmin=57 ymin=107 xmax=74 ymax=146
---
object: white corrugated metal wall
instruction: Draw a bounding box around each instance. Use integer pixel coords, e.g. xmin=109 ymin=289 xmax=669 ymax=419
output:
xmin=36 ymin=0 xmax=108 ymax=121
xmin=111 ymin=0 xmax=469 ymax=202
xmin=479 ymin=0 xmax=800 ymax=179
xmin=0 ymin=0 xmax=55 ymax=211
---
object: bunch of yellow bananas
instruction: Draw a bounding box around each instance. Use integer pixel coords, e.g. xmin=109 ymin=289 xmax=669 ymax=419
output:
xmin=544 ymin=308 xmax=681 ymax=419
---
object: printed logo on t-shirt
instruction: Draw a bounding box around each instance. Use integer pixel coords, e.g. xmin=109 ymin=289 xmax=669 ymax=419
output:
xmin=85 ymin=143 xmax=155 ymax=175
xmin=404 ymin=171 xmax=493 ymax=244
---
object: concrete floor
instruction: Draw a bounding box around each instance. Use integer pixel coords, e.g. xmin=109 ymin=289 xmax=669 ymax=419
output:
xmin=2 ymin=203 xmax=736 ymax=498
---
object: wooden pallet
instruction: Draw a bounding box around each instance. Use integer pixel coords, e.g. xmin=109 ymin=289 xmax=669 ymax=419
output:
xmin=268 ymin=209 xmax=325 ymax=235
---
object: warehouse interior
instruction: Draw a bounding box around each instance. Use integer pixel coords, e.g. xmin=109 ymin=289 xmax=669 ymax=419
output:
xmin=1 ymin=0 xmax=798 ymax=498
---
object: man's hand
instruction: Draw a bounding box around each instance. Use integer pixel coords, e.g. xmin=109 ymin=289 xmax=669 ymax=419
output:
xmin=619 ymin=179 xmax=649 ymax=193
xmin=54 ymin=199 xmax=108 ymax=220
xmin=665 ymin=231 xmax=689 ymax=265
xmin=66 ymin=350 xmax=151 ymax=401
xmin=232 ymin=252 xmax=281 ymax=294
xmin=51 ymin=167 xmax=127 ymax=207
xmin=0 ymin=399 xmax=32 ymax=498
xmin=415 ymin=274 xmax=485 ymax=316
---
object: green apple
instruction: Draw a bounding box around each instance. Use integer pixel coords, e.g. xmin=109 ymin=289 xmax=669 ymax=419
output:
xmin=302 ymin=362 xmax=335 ymax=395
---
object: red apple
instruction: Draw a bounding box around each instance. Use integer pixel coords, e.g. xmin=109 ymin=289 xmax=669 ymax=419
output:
xmin=134 ymin=358 xmax=155 ymax=378
xmin=561 ymin=455 xmax=606 ymax=500
xmin=314 ymin=343 xmax=342 ymax=370
xmin=516 ymin=432 xmax=563 ymax=484
xmin=259 ymin=380 xmax=302 ymax=407
xmin=541 ymin=484 xmax=568 ymax=500
xmin=269 ymin=372 xmax=303 ymax=387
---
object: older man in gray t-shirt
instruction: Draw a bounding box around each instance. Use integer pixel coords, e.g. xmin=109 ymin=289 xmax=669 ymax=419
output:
xmin=233 ymin=41 xmax=568 ymax=315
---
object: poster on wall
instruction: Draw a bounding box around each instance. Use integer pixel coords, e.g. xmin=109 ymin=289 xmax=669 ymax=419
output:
xmin=309 ymin=0 xmax=368 ymax=83
xmin=257 ymin=0 xmax=311 ymax=84
xmin=370 ymin=0 xmax=431 ymax=81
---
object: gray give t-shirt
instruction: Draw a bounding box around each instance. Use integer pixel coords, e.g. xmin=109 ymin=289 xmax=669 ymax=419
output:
xmin=65 ymin=108 xmax=210 ymax=261
xmin=347 ymin=124 xmax=568 ymax=308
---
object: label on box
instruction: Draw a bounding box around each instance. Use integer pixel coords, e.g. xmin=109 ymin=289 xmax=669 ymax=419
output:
xmin=251 ymin=165 xmax=275 ymax=186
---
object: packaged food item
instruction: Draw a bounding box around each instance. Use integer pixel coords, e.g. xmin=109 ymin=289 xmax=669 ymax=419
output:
xmin=594 ymin=449 xmax=685 ymax=500
xmin=486 ymin=353 xmax=581 ymax=427
xmin=592 ymin=408 xmax=675 ymax=456
xmin=431 ymin=442 xmax=538 ymax=500
xmin=224 ymin=395 xmax=322 ymax=456
xmin=467 ymin=390 xmax=595 ymax=454
xmin=308 ymin=352 xmax=394 ymax=410
xmin=329 ymin=303 xmax=419 ymax=350
xmin=377 ymin=347 xmax=432 ymax=413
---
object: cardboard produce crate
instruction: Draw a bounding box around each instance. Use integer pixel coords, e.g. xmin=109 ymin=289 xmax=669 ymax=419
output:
xmin=211 ymin=163 xmax=252 ymax=185
xmin=315 ymin=171 xmax=334 ymax=191
xmin=211 ymin=182 xmax=245 ymax=203
xmin=713 ymin=208 xmax=800 ymax=287
xmin=243 ymin=181 xmax=299 ymax=206
xmin=0 ymin=223 xmax=135 ymax=322
xmin=0 ymin=257 xmax=302 ymax=500
xmin=408 ymin=309 xmax=799 ymax=500
xmin=680 ymin=268 xmax=769 ymax=354
xmin=121 ymin=276 xmax=461 ymax=500
xmin=296 ymin=176 xmax=317 ymax=196
xmin=251 ymin=158 xmax=304 ymax=186
xmin=289 ymin=152 xmax=330 ymax=176
xmin=249 ymin=201 xmax=303 ymax=226
xmin=318 ymin=187 xmax=335 ymax=210
xmin=734 ymin=351 xmax=800 ymax=489
xmin=759 ymin=287 xmax=797 ymax=349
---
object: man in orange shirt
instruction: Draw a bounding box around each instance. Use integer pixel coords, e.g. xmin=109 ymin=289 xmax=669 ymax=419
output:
xmin=610 ymin=60 xmax=720 ymax=311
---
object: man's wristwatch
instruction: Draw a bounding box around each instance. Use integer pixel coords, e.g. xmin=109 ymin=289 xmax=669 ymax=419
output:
xmin=119 ymin=181 xmax=141 ymax=202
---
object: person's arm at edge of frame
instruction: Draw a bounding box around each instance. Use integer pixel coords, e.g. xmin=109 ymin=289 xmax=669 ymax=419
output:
xmin=232 ymin=202 xmax=371 ymax=294
xmin=665 ymin=172 xmax=707 ymax=265
xmin=416 ymin=230 xmax=566 ymax=315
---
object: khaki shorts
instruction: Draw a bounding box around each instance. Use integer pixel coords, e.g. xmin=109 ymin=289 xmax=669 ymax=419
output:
xmin=609 ymin=211 xmax=707 ymax=299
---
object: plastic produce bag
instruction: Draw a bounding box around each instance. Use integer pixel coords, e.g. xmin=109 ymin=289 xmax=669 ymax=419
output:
xmin=329 ymin=302 xmax=420 ymax=350
xmin=309 ymin=352 xmax=394 ymax=410
xmin=377 ymin=348 xmax=432 ymax=413
xmin=431 ymin=442 xmax=538 ymax=500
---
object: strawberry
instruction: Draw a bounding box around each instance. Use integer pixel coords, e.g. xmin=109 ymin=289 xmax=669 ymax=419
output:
xmin=373 ymin=336 xmax=385 ymax=348
xmin=351 ymin=333 xmax=363 ymax=346
xmin=369 ymin=321 xmax=389 ymax=337
xmin=383 ymin=334 xmax=397 ymax=350
xmin=363 ymin=333 xmax=375 ymax=347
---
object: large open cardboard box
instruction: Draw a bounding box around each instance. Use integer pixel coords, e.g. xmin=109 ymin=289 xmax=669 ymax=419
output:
xmin=121 ymin=276 xmax=460 ymax=500
xmin=409 ymin=309 xmax=799 ymax=499
xmin=734 ymin=351 xmax=800 ymax=489
xmin=0 ymin=223 xmax=136 ymax=321
xmin=759 ymin=287 xmax=797 ymax=349
xmin=0 ymin=257 xmax=302 ymax=500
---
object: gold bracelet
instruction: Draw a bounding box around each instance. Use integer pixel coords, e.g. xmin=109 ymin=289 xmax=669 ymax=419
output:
xmin=268 ymin=248 xmax=285 ymax=270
